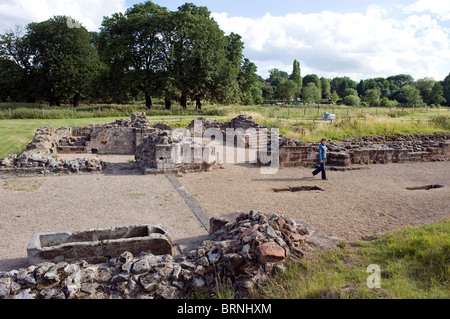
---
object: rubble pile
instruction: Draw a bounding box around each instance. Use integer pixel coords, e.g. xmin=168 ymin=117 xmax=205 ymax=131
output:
xmin=0 ymin=126 xmax=105 ymax=175
xmin=0 ymin=212 xmax=341 ymax=299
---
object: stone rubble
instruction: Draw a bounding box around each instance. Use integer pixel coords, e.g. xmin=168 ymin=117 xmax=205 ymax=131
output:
xmin=0 ymin=212 xmax=342 ymax=299
xmin=0 ymin=125 xmax=106 ymax=175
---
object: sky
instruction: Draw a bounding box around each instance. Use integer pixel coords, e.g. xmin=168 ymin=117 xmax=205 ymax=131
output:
xmin=0 ymin=0 xmax=449 ymax=81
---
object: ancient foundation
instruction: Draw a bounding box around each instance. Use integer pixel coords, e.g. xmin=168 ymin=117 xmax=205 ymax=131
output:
xmin=27 ymin=225 xmax=173 ymax=265
xmin=1 ymin=212 xmax=343 ymax=299
xmin=1 ymin=114 xmax=449 ymax=175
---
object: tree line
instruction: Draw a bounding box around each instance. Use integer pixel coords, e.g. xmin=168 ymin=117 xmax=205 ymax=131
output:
xmin=1 ymin=1 xmax=449 ymax=109
xmin=262 ymin=62 xmax=450 ymax=107
xmin=0 ymin=2 xmax=259 ymax=109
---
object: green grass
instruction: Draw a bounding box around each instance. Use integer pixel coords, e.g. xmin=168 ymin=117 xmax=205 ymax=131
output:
xmin=256 ymin=219 xmax=450 ymax=299
xmin=1 ymin=105 xmax=449 ymax=159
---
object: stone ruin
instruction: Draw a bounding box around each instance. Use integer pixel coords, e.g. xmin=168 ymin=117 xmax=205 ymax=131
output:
xmin=27 ymin=224 xmax=173 ymax=266
xmin=1 ymin=113 xmax=449 ymax=176
xmin=276 ymin=132 xmax=450 ymax=168
xmin=0 ymin=113 xmax=219 ymax=175
xmin=0 ymin=211 xmax=342 ymax=299
xmin=189 ymin=115 xmax=450 ymax=168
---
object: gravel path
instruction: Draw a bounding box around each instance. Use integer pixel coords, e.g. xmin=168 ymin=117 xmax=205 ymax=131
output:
xmin=0 ymin=173 xmax=208 ymax=271
xmin=180 ymin=161 xmax=450 ymax=241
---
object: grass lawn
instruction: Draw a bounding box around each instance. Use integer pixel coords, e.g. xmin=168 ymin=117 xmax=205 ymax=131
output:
xmin=255 ymin=219 xmax=450 ymax=299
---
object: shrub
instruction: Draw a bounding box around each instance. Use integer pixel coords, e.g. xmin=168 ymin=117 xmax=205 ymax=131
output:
xmin=343 ymin=95 xmax=361 ymax=107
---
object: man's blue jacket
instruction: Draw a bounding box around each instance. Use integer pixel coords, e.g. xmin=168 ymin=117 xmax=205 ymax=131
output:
xmin=319 ymin=144 xmax=327 ymax=162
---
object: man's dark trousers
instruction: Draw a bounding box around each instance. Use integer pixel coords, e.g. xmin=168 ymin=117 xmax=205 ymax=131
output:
xmin=313 ymin=162 xmax=327 ymax=180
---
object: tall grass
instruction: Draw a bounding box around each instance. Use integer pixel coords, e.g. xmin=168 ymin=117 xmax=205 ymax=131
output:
xmin=226 ymin=112 xmax=449 ymax=143
xmin=256 ymin=219 xmax=450 ymax=299
xmin=0 ymin=104 xmax=226 ymax=120
xmin=431 ymin=115 xmax=450 ymax=131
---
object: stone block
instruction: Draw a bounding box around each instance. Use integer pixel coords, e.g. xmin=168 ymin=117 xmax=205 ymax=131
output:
xmin=27 ymin=225 xmax=173 ymax=266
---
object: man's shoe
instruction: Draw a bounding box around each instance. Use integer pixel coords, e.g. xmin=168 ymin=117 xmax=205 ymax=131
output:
xmin=323 ymin=178 xmax=329 ymax=181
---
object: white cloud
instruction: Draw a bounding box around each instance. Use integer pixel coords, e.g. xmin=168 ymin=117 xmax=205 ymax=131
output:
xmin=1 ymin=1 xmax=448 ymax=81
xmin=0 ymin=0 xmax=127 ymax=32
xmin=404 ymin=0 xmax=450 ymax=21
xmin=212 ymin=5 xmax=450 ymax=81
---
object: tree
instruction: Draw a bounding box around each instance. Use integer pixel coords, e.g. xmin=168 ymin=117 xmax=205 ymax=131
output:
xmin=302 ymin=83 xmax=321 ymax=104
xmin=250 ymin=87 xmax=264 ymax=105
xmin=276 ymin=79 xmax=297 ymax=102
xmin=330 ymin=91 xmax=340 ymax=104
xmin=330 ymin=76 xmax=357 ymax=98
xmin=387 ymin=74 xmax=414 ymax=101
xmin=238 ymin=58 xmax=259 ymax=105
xmin=289 ymin=59 xmax=302 ymax=96
xmin=357 ymin=80 xmax=366 ymax=97
xmin=0 ymin=26 xmax=33 ymax=102
xmin=343 ymin=95 xmax=361 ymax=106
xmin=99 ymin=2 xmax=168 ymax=108
xmin=173 ymin=3 xmax=236 ymax=109
xmin=365 ymin=89 xmax=380 ymax=106
xmin=262 ymin=85 xmax=275 ymax=101
xmin=387 ymin=74 xmax=414 ymax=89
xmin=290 ymin=60 xmax=302 ymax=84
xmin=373 ymin=77 xmax=390 ymax=98
xmin=99 ymin=2 xmax=243 ymax=109
xmin=443 ymin=74 xmax=450 ymax=106
xmin=219 ymin=32 xmax=244 ymax=104
xmin=24 ymin=16 xmax=101 ymax=107
xmin=415 ymin=77 xmax=436 ymax=105
xmin=320 ymin=77 xmax=331 ymax=99
xmin=268 ymin=68 xmax=289 ymax=88
xmin=343 ymin=88 xmax=358 ymax=97
xmin=303 ymin=74 xmax=321 ymax=93
xmin=428 ymin=82 xmax=446 ymax=106
xmin=400 ymin=85 xmax=423 ymax=106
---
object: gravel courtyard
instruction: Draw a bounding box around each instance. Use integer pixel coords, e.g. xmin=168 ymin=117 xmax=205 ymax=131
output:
xmin=180 ymin=161 xmax=450 ymax=241
xmin=1 ymin=160 xmax=449 ymax=272
xmin=0 ymin=172 xmax=208 ymax=271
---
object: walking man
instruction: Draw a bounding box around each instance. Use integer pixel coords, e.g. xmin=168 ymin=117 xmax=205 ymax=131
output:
xmin=312 ymin=138 xmax=328 ymax=180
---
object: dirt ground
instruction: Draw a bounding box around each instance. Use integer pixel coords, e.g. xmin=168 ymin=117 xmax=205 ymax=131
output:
xmin=1 ymin=155 xmax=449 ymax=272
xmin=180 ymin=161 xmax=450 ymax=241
xmin=0 ymin=170 xmax=208 ymax=272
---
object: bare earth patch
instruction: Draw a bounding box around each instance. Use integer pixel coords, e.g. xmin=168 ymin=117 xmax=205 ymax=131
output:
xmin=180 ymin=161 xmax=450 ymax=242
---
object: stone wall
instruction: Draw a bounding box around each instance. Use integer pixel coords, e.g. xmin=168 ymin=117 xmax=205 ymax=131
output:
xmin=0 ymin=125 xmax=105 ymax=175
xmin=191 ymin=116 xmax=450 ymax=167
xmin=135 ymin=131 xmax=218 ymax=174
xmin=0 ymin=113 xmax=218 ymax=175
xmin=27 ymin=225 xmax=173 ymax=266
xmin=57 ymin=113 xmax=158 ymax=155
xmin=2 ymin=114 xmax=449 ymax=175
xmin=278 ymin=133 xmax=450 ymax=168
xmin=187 ymin=115 xmax=267 ymax=149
